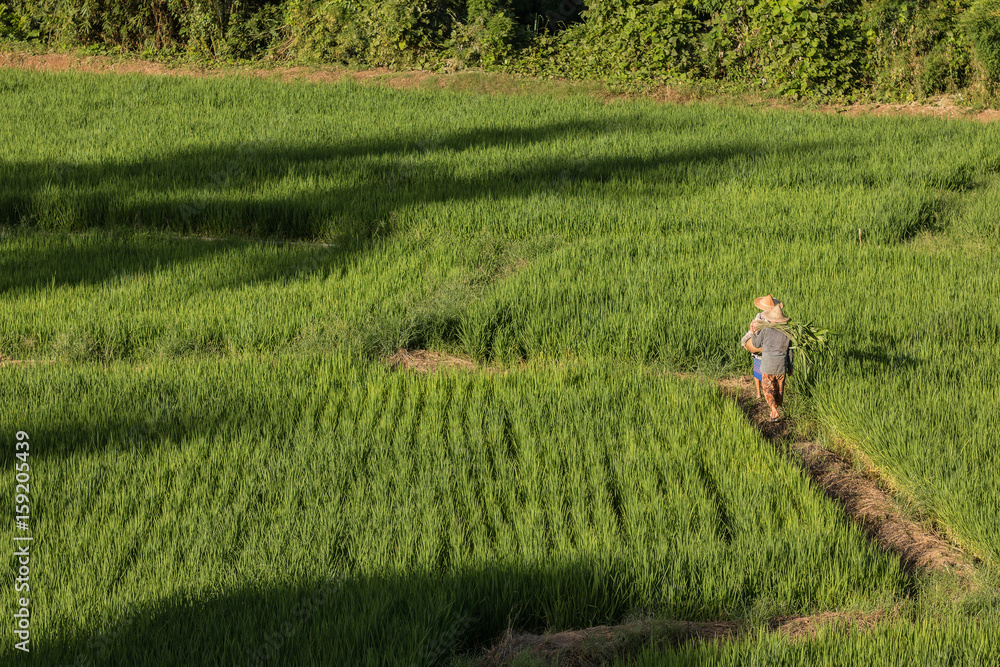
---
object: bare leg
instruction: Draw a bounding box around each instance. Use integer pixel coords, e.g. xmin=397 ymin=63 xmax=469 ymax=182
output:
xmin=754 ymin=378 xmax=762 ymax=399
xmin=762 ymin=375 xmax=781 ymax=419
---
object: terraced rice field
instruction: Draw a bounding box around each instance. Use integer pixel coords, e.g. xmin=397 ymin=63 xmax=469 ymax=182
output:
xmin=1 ymin=65 xmax=998 ymax=664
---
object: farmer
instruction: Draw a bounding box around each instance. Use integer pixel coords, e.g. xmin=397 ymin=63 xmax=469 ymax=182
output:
xmin=746 ymin=300 xmax=793 ymax=422
xmin=740 ymin=294 xmax=782 ymax=399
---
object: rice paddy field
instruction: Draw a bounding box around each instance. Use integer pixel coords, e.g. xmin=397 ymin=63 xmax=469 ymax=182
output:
xmin=2 ymin=66 xmax=1000 ymax=664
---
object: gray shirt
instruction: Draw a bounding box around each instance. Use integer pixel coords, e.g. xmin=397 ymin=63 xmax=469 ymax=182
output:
xmin=750 ymin=327 xmax=794 ymax=375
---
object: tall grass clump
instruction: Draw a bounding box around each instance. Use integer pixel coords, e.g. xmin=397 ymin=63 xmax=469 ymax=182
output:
xmin=962 ymin=0 xmax=1000 ymax=85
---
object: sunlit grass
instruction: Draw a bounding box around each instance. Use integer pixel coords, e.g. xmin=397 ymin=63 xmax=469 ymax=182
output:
xmin=1 ymin=66 xmax=1000 ymax=663
xmin=1 ymin=356 xmax=908 ymax=663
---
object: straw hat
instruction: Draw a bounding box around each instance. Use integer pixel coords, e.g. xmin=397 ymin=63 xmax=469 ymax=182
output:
xmin=753 ymin=294 xmax=783 ymax=310
xmin=761 ymin=303 xmax=790 ymax=323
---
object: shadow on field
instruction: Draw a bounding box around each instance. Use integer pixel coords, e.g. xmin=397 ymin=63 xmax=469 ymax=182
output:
xmin=843 ymin=347 xmax=922 ymax=375
xmin=33 ymin=561 xmax=680 ymax=666
xmin=5 ymin=359 xmax=316 ymax=459
xmin=0 ymin=110 xmax=822 ymax=288
xmin=0 ymin=122 xmax=785 ymax=231
xmin=0 ymin=231 xmax=350 ymax=295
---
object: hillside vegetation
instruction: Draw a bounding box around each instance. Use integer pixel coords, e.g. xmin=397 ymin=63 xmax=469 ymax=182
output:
xmin=2 ymin=0 xmax=999 ymax=102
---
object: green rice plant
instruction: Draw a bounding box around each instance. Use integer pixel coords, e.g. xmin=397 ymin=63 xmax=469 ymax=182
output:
xmin=3 ymin=67 xmax=1000 ymax=663
xmin=0 ymin=356 xmax=910 ymax=663
xmin=624 ymin=610 xmax=1000 ymax=666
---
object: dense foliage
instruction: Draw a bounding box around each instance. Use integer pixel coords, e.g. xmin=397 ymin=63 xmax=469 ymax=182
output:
xmin=2 ymin=0 xmax=997 ymax=100
xmin=962 ymin=0 xmax=1000 ymax=82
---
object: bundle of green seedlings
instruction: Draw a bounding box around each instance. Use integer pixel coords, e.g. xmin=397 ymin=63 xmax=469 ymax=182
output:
xmin=758 ymin=320 xmax=836 ymax=385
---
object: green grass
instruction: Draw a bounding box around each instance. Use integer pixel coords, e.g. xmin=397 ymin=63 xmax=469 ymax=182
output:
xmin=0 ymin=228 xmax=510 ymax=361
xmin=622 ymin=612 xmax=1000 ymax=667
xmin=1 ymin=356 xmax=908 ymax=664
xmin=2 ymin=67 xmax=998 ymax=243
xmin=2 ymin=66 xmax=1000 ymax=663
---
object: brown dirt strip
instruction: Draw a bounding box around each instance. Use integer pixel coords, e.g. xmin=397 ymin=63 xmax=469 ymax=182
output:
xmin=3 ymin=50 xmax=999 ymax=122
xmin=482 ymin=611 xmax=887 ymax=666
xmin=0 ymin=355 xmax=52 ymax=367
xmin=387 ymin=348 xmax=477 ymax=373
xmin=0 ymin=50 xmax=385 ymax=86
xmin=717 ymin=375 xmax=977 ymax=581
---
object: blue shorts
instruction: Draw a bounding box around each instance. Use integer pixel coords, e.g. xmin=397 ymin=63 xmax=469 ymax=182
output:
xmin=752 ymin=357 xmax=762 ymax=381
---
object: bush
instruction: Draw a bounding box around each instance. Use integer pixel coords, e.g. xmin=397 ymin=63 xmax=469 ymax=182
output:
xmin=962 ymin=0 xmax=1000 ymax=82
xmin=223 ymin=2 xmax=287 ymax=59
xmin=168 ymin=0 xmax=286 ymax=57
xmin=859 ymin=0 xmax=974 ymax=100
xmin=0 ymin=6 xmax=38 ymax=42
xmin=283 ymin=0 xmax=365 ymax=63
xmin=3 ymin=0 xmax=284 ymax=57
xmin=446 ymin=0 xmax=517 ymax=67
xmin=1 ymin=0 xmax=995 ymax=102
xmin=284 ymin=0 xmax=516 ymax=67
xmin=526 ymin=0 xmax=869 ymax=95
xmin=5 ymin=0 xmax=178 ymax=50
xmin=536 ymin=0 xmax=704 ymax=81
xmin=741 ymin=0 xmax=866 ymax=97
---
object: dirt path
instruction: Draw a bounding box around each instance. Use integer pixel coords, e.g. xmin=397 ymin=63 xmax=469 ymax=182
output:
xmin=0 ymin=50 xmax=388 ymax=85
xmin=482 ymin=611 xmax=891 ymax=666
xmin=387 ymin=348 xmax=477 ymax=373
xmin=0 ymin=355 xmax=52 ymax=368
xmin=717 ymin=375 xmax=977 ymax=581
xmin=3 ymin=50 xmax=998 ymax=122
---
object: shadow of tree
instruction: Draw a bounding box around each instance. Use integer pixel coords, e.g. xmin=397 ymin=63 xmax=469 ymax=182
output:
xmin=1 ymin=113 xmax=822 ymax=293
xmin=33 ymin=560 xmax=664 ymax=666
xmin=0 ymin=231 xmax=352 ymax=295
xmin=843 ymin=347 xmax=922 ymax=375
